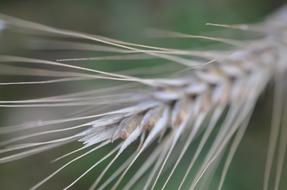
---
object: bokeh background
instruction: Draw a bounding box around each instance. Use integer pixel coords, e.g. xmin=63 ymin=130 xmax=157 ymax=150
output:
xmin=0 ymin=0 xmax=286 ymax=190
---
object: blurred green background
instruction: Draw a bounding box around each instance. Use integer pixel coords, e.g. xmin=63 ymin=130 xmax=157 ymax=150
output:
xmin=0 ymin=0 xmax=286 ymax=190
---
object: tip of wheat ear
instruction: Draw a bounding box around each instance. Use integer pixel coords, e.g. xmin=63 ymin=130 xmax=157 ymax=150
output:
xmin=0 ymin=5 xmax=286 ymax=190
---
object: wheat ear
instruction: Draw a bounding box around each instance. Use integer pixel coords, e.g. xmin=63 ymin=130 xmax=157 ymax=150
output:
xmin=0 ymin=5 xmax=287 ymax=190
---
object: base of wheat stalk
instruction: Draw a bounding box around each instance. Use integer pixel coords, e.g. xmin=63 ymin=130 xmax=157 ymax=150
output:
xmin=0 ymin=4 xmax=286 ymax=190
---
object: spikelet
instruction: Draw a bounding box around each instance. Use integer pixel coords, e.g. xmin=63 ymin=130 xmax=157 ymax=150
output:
xmin=0 ymin=5 xmax=286 ymax=190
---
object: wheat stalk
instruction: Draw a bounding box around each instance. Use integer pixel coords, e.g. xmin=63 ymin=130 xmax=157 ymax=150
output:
xmin=0 ymin=5 xmax=286 ymax=190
